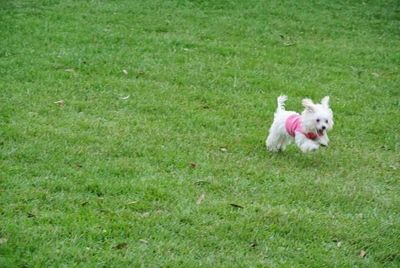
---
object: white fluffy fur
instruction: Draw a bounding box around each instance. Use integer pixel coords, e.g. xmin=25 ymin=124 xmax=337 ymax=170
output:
xmin=266 ymin=95 xmax=334 ymax=153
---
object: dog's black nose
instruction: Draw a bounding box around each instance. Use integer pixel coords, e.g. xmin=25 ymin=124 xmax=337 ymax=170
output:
xmin=322 ymin=126 xmax=326 ymax=130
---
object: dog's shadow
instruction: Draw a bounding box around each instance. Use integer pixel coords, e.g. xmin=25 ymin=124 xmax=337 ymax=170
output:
xmin=265 ymin=146 xmax=333 ymax=171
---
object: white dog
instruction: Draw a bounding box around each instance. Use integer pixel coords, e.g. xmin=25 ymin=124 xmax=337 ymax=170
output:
xmin=266 ymin=95 xmax=333 ymax=153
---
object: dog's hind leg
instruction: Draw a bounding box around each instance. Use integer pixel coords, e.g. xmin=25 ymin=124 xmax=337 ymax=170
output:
xmin=277 ymin=136 xmax=290 ymax=151
xmin=266 ymin=127 xmax=280 ymax=152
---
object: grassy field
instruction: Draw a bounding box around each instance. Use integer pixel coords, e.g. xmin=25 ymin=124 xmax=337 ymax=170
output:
xmin=1 ymin=0 xmax=399 ymax=266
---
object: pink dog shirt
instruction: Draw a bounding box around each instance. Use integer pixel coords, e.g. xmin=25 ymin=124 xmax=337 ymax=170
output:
xmin=285 ymin=114 xmax=320 ymax=140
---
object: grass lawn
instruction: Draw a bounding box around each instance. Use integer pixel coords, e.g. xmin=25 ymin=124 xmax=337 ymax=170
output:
xmin=1 ymin=0 xmax=399 ymax=266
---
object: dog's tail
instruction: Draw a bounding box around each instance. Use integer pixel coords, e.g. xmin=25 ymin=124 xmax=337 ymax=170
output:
xmin=276 ymin=95 xmax=288 ymax=112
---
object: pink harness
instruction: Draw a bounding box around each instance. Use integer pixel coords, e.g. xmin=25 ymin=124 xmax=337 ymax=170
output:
xmin=285 ymin=114 xmax=321 ymax=140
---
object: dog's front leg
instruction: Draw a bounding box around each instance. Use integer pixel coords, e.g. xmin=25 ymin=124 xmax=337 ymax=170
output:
xmin=295 ymin=133 xmax=319 ymax=152
xmin=318 ymin=133 xmax=329 ymax=147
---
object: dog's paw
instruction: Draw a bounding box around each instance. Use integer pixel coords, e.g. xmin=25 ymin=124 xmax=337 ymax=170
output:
xmin=320 ymin=141 xmax=329 ymax=147
xmin=318 ymin=136 xmax=329 ymax=147
xmin=301 ymin=143 xmax=319 ymax=153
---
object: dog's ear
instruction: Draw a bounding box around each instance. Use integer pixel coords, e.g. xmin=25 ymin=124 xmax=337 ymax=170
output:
xmin=321 ymin=96 xmax=330 ymax=108
xmin=302 ymin=98 xmax=315 ymax=112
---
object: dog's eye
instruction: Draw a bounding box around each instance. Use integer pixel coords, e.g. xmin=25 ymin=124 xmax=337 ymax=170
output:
xmin=325 ymin=120 xmax=328 ymax=123
xmin=316 ymin=119 xmax=320 ymax=123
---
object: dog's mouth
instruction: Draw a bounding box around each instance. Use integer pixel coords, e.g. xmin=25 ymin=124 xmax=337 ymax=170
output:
xmin=317 ymin=129 xmax=325 ymax=135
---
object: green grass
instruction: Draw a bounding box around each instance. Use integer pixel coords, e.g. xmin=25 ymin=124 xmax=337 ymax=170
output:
xmin=1 ymin=0 xmax=399 ymax=266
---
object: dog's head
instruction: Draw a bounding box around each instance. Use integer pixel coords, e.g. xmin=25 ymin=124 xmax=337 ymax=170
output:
xmin=301 ymin=96 xmax=334 ymax=135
